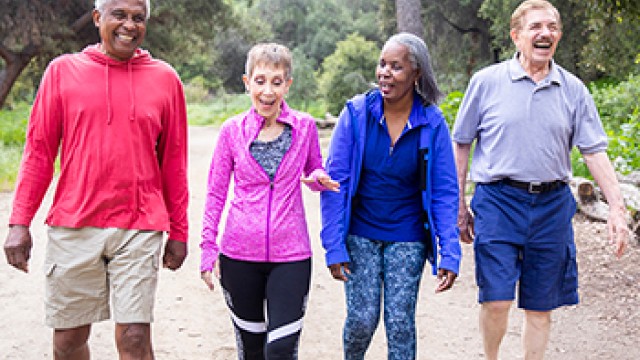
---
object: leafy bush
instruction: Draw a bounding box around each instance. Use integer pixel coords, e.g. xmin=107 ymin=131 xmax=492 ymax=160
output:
xmin=316 ymin=33 xmax=380 ymax=116
xmin=590 ymin=74 xmax=640 ymax=174
xmin=0 ymin=103 xmax=29 ymax=146
xmin=187 ymin=93 xmax=252 ymax=126
xmin=440 ymin=91 xmax=464 ymax=129
xmin=0 ymin=103 xmax=29 ymax=190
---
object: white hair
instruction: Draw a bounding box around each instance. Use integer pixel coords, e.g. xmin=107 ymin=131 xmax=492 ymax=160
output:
xmin=95 ymin=0 xmax=151 ymax=20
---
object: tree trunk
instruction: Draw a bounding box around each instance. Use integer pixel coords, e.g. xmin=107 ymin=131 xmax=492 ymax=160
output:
xmin=0 ymin=43 xmax=40 ymax=108
xmin=396 ymin=0 xmax=424 ymax=37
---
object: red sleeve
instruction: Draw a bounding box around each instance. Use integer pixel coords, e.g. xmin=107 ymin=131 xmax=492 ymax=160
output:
xmin=157 ymin=74 xmax=189 ymax=242
xmin=9 ymin=62 xmax=63 ymax=226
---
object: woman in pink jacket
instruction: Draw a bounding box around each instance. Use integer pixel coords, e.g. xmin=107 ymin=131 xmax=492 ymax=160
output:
xmin=200 ymin=43 xmax=338 ymax=360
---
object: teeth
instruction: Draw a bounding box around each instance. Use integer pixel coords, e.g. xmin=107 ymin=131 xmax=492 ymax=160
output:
xmin=118 ymin=34 xmax=133 ymax=42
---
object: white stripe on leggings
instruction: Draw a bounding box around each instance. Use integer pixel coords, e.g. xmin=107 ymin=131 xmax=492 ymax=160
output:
xmin=267 ymin=318 xmax=304 ymax=343
xmin=230 ymin=311 xmax=267 ymax=334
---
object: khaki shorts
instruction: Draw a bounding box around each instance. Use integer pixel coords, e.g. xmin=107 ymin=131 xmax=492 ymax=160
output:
xmin=44 ymin=226 xmax=163 ymax=329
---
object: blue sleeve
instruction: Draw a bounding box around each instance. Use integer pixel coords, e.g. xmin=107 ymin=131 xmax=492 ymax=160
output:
xmin=320 ymin=104 xmax=354 ymax=266
xmin=430 ymin=119 xmax=462 ymax=274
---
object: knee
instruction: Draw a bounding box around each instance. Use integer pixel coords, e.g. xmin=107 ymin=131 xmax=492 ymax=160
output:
xmin=53 ymin=327 xmax=90 ymax=358
xmin=482 ymin=300 xmax=512 ymax=316
xmin=345 ymin=314 xmax=378 ymax=339
xmin=525 ymin=310 xmax=552 ymax=329
xmin=117 ymin=324 xmax=151 ymax=356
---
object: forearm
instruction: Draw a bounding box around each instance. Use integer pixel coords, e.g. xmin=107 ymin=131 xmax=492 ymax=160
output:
xmin=583 ymin=152 xmax=625 ymax=212
xmin=453 ymin=142 xmax=472 ymax=208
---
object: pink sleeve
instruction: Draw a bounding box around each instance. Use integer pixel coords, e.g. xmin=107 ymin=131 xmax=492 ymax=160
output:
xmin=301 ymin=118 xmax=330 ymax=192
xmin=200 ymin=123 xmax=234 ymax=272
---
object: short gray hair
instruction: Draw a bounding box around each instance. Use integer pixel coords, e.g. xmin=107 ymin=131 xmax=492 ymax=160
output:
xmin=95 ymin=0 xmax=151 ymax=20
xmin=384 ymin=32 xmax=443 ymax=105
xmin=245 ymin=43 xmax=293 ymax=80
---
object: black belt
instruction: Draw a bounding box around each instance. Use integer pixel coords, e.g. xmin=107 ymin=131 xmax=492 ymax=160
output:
xmin=499 ymin=178 xmax=565 ymax=193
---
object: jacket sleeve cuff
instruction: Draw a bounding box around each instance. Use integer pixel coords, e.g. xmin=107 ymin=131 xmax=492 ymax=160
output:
xmin=200 ymin=245 xmax=219 ymax=273
xmin=438 ymin=255 xmax=460 ymax=275
xmin=324 ymin=245 xmax=350 ymax=267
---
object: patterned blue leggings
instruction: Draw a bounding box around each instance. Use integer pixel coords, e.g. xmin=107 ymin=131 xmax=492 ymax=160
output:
xmin=343 ymin=234 xmax=427 ymax=360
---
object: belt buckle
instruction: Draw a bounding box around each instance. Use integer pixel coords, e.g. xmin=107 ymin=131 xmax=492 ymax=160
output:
xmin=528 ymin=182 xmax=542 ymax=193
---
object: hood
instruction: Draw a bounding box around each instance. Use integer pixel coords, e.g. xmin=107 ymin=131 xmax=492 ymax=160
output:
xmin=83 ymin=44 xmax=153 ymax=124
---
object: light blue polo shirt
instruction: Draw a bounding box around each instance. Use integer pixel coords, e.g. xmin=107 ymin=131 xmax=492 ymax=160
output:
xmin=453 ymin=55 xmax=607 ymax=183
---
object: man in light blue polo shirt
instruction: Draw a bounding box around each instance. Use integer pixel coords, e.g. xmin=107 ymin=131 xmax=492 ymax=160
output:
xmin=452 ymin=1 xmax=630 ymax=359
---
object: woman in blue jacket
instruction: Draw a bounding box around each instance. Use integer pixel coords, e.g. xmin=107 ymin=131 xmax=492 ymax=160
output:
xmin=320 ymin=33 xmax=461 ymax=360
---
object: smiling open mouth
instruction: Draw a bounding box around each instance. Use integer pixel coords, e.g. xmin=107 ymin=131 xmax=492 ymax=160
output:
xmin=260 ymin=99 xmax=276 ymax=106
xmin=533 ymin=41 xmax=552 ymax=49
xmin=117 ymin=34 xmax=135 ymax=42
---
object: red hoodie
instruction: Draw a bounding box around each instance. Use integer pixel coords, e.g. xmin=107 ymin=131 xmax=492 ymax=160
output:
xmin=10 ymin=44 xmax=189 ymax=242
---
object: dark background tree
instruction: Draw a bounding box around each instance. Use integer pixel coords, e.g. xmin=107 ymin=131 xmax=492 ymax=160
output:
xmin=0 ymin=0 xmax=232 ymax=108
xmin=1 ymin=0 xmax=638 ymax=109
xmin=396 ymin=0 xmax=424 ymax=36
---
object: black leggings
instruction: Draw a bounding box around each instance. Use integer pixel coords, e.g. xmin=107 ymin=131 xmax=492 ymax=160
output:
xmin=219 ymin=254 xmax=311 ymax=360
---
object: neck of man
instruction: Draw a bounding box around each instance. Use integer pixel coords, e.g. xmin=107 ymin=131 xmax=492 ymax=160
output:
xmin=519 ymin=54 xmax=551 ymax=83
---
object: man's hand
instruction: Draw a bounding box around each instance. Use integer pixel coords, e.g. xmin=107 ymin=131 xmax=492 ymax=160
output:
xmin=4 ymin=225 xmax=33 ymax=273
xmin=328 ymin=262 xmax=350 ymax=282
xmin=436 ymin=268 xmax=457 ymax=293
xmin=457 ymin=206 xmax=475 ymax=244
xmin=608 ymin=206 xmax=629 ymax=258
xmin=162 ymin=239 xmax=187 ymax=271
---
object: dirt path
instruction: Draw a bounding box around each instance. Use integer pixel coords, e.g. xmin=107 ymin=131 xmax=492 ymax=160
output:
xmin=0 ymin=126 xmax=637 ymax=359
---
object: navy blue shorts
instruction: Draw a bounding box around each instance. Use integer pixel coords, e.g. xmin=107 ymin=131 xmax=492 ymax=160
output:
xmin=470 ymin=182 xmax=579 ymax=311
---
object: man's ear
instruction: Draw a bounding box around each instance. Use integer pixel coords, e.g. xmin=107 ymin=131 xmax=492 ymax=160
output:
xmin=92 ymin=9 xmax=101 ymax=27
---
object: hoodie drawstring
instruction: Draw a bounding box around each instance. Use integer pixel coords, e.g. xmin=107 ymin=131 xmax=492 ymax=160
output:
xmin=128 ymin=61 xmax=135 ymax=122
xmin=105 ymin=63 xmax=112 ymax=124
xmin=104 ymin=58 xmax=136 ymax=124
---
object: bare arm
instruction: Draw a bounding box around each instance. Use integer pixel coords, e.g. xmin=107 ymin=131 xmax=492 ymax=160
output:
xmin=583 ymin=151 xmax=629 ymax=258
xmin=453 ymin=142 xmax=474 ymax=244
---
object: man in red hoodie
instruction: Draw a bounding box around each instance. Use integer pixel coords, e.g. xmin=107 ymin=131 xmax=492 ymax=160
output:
xmin=3 ymin=0 xmax=188 ymax=358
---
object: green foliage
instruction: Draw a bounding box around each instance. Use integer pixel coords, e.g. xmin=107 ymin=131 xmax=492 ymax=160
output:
xmin=590 ymin=75 xmax=640 ymax=174
xmin=316 ymin=34 xmax=380 ymax=116
xmin=187 ymin=93 xmax=252 ymax=126
xmin=439 ymin=91 xmax=464 ymax=128
xmin=0 ymin=144 xmax=23 ymax=191
xmin=287 ymin=48 xmax=318 ymax=110
xmin=0 ymin=102 xmax=29 ymax=146
xmin=0 ymin=103 xmax=29 ymax=190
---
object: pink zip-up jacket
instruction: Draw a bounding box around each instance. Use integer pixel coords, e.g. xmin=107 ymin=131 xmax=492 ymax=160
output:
xmin=200 ymin=101 xmax=328 ymax=272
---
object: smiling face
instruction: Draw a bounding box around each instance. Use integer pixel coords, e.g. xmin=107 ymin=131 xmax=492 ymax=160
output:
xmin=376 ymin=42 xmax=420 ymax=104
xmin=510 ymin=7 xmax=562 ymax=71
xmin=243 ymin=62 xmax=293 ymax=122
xmin=93 ymin=0 xmax=147 ymax=61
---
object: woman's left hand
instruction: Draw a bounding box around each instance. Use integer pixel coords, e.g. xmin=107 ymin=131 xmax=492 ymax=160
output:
xmin=301 ymin=174 xmax=340 ymax=192
xmin=436 ymin=269 xmax=457 ymax=293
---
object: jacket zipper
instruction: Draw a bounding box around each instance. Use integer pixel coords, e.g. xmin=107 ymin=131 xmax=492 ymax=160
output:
xmin=250 ymin=120 xmax=297 ymax=262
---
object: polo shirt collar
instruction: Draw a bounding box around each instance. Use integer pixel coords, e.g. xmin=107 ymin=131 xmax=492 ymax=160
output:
xmin=508 ymin=52 xmax=562 ymax=86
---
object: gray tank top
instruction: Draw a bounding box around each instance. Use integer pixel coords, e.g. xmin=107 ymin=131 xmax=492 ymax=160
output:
xmin=250 ymin=124 xmax=292 ymax=180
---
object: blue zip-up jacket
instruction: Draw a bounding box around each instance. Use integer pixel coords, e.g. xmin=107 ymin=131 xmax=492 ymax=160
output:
xmin=320 ymin=89 xmax=461 ymax=275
